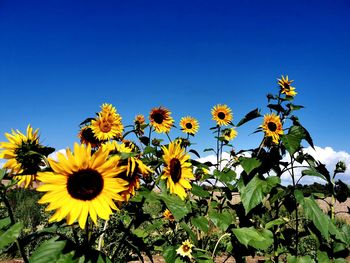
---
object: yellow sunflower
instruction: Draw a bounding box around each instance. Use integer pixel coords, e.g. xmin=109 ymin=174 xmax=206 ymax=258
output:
xmin=179 ymin=116 xmax=199 ymax=135
xmin=134 ymin=114 xmax=145 ymax=125
xmin=161 ymin=141 xmax=195 ymax=200
xmin=102 ymin=141 xmax=152 ymax=201
xmin=278 ymin=75 xmax=297 ymax=97
xmin=0 ymin=125 xmax=50 ymax=188
xmin=91 ymin=104 xmax=124 ymax=141
xmin=163 ymin=209 xmax=175 ymax=221
xmin=211 ymin=104 xmax=233 ymax=126
xmin=134 ymin=114 xmax=146 ymax=136
xmin=78 ymin=126 xmax=101 ymax=148
xmin=149 ymin=107 xmax=174 ymax=133
xmin=176 ymin=240 xmax=194 ymax=259
xmin=261 ymin=113 xmax=284 ymax=144
xmin=36 ymin=143 xmax=128 ymax=229
xmin=222 ymin=127 xmax=238 ymax=141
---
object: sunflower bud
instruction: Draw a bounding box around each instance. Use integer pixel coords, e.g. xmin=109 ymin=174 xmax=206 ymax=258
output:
xmin=335 ymin=161 xmax=347 ymax=174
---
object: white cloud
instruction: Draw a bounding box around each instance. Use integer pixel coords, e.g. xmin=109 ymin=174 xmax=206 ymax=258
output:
xmin=48 ymin=149 xmax=67 ymax=161
xmin=197 ymin=146 xmax=350 ymax=186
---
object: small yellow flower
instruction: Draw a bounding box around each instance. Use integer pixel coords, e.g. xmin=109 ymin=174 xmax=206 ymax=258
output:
xmin=176 ymin=239 xmax=194 ymax=259
xmin=261 ymin=113 xmax=284 ymax=144
xmin=134 ymin=114 xmax=145 ymax=125
xmin=222 ymin=127 xmax=238 ymax=141
xmin=278 ymin=75 xmax=297 ymax=97
xmin=78 ymin=126 xmax=101 ymax=148
xmin=163 ymin=209 xmax=175 ymax=221
xmin=179 ymin=116 xmax=199 ymax=135
xmin=211 ymin=104 xmax=233 ymax=126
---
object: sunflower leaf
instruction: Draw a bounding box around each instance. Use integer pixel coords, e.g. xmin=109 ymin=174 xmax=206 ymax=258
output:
xmin=0 ymin=169 xmax=6 ymax=181
xmin=161 ymin=194 xmax=190 ymax=221
xmin=236 ymin=108 xmax=261 ymax=127
xmin=281 ymin=126 xmax=305 ymax=156
xmin=239 ymin=157 xmax=261 ymax=174
xmin=189 ymin=149 xmax=201 ymax=158
xmin=0 ymin=222 xmax=23 ymax=250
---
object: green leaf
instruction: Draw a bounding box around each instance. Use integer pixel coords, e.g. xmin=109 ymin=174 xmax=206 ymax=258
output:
xmin=193 ymin=252 xmax=214 ymax=263
xmin=287 ymin=103 xmax=304 ymax=111
xmin=161 ymin=194 xmax=190 ymax=221
xmin=236 ymin=108 xmax=261 ymax=127
xmin=0 ymin=222 xmax=23 ymax=250
xmin=299 ymin=196 xmax=329 ymax=240
xmin=133 ymin=229 xmax=148 ymax=238
xmin=180 ymin=222 xmax=196 ymax=243
xmin=239 ymin=157 xmax=261 ymax=174
xmin=232 ymin=227 xmax=273 ymax=250
xmin=191 ymin=184 xmax=210 ymax=198
xmin=265 ymin=218 xmax=285 ymax=230
xmin=333 ymin=258 xmax=347 ymax=263
xmin=29 ymin=237 xmax=73 ymax=263
xmin=191 ymin=216 xmax=209 ymax=233
xmin=301 ymin=168 xmax=326 ymax=181
xmin=287 ymin=255 xmax=315 ymax=263
xmin=203 ymin=148 xmax=216 ymax=153
xmin=317 ymin=251 xmax=330 ymax=263
xmin=208 ymin=211 xmax=232 ymax=231
xmin=240 ymin=175 xmax=280 ymax=214
xmin=0 ymin=169 xmax=6 ymax=180
xmin=0 ymin=217 xmax=11 ymax=229
xmin=143 ymin=146 xmax=156 ymax=154
xmin=213 ymin=168 xmax=236 ymax=184
xmin=281 ymin=126 xmax=305 ymax=155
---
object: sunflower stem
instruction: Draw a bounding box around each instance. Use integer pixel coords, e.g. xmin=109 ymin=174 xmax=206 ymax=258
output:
xmin=98 ymin=220 xmax=109 ymax=251
xmin=166 ymin=132 xmax=172 ymax=143
xmin=1 ymin=190 xmax=29 ymax=263
xmin=212 ymin=233 xmax=230 ymax=260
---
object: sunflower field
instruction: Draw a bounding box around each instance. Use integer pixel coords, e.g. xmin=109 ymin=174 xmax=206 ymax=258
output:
xmin=0 ymin=76 xmax=349 ymax=263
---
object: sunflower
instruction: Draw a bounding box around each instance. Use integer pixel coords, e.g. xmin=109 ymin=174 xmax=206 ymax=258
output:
xmin=261 ymin=113 xmax=284 ymax=144
xmin=149 ymin=107 xmax=174 ymax=133
xmin=36 ymin=143 xmax=128 ymax=229
xmin=102 ymin=141 xmax=152 ymax=201
xmin=176 ymin=240 xmax=194 ymax=259
xmin=161 ymin=141 xmax=195 ymax=200
xmin=211 ymin=104 xmax=233 ymax=126
xmin=134 ymin=114 xmax=145 ymax=125
xmin=278 ymin=75 xmax=297 ymax=97
xmin=0 ymin=125 xmax=52 ymax=188
xmin=134 ymin=114 xmax=146 ymax=136
xmin=179 ymin=116 xmax=199 ymax=135
xmin=91 ymin=104 xmax=124 ymax=141
xmin=78 ymin=126 xmax=101 ymax=148
xmin=222 ymin=127 xmax=238 ymax=141
xmin=163 ymin=209 xmax=175 ymax=221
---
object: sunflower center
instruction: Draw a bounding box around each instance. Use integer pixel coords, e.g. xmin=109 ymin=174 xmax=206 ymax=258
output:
xmin=170 ymin=158 xmax=182 ymax=184
xmin=99 ymin=121 xmax=112 ymax=133
xmin=151 ymin=112 xmax=164 ymax=124
xmin=185 ymin=123 xmax=193 ymax=129
xmin=67 ymin=169 xmax=104 ymax=200
xmin=182 ymin=245 xmax=190 ymax=252
xmin=15 ymin=140 xmax=42 ymax=174
xmin=267 ymin=122 xmax=277 ymax=132
xmin=218 ymin=112 xmax=226 ymax=120
xmin=283 ymin=83 xmax=290 ymax=90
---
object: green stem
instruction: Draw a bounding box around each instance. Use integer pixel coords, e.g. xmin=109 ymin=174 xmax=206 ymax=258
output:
xmin=290 ymin=157 xmax=299 ymax=256
xmin=166 ymin=132 xmax=172 ymax=143
xmin=1 ymin=190 xmax=29 ymax=263
xmin=212 ymin=233 xmax=230 ymax=260
xmin=98 ymin=220 xmax=109 ymax=251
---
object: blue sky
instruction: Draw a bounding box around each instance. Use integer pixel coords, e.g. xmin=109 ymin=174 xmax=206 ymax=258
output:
xmin=1 ymin=0 xmax=350 ymax=160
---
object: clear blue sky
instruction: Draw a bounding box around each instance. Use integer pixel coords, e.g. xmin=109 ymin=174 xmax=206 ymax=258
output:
xmin=1 ymin=0 xmax=350 ymax=154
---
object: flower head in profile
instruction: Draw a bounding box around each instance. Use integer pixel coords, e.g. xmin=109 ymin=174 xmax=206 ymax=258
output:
xmin=36 ymin=143 xmax=128 ymax=229
xmin=261 ymin=113 xmax=284 ymax=144
xmin=149 ymin=106 xmax=174 ymax=133
xmin=278 ymin=75 xmax=297 ymax=97
xmin=78 ymin=126 xmax=101 ymax=148
xmin=211 ymin=104 xmax=233 ymax=126
xmin=163 ymin=209 xmax=175 ymax=221
xmin=91 ymin=103 xmax=124 ymax=141
xmin=176 ymin=239 xmax=194 ymax=260
xmin=134 ymin=114 xmax=146 ymax=136
xmin=179 ymin=116 xmax=199 ymax=135
xmin=221 ymin=127 xmax=238 ymax=142
xmin=161 ymin=141 xmax=195 ymax=200
xmin=0 ymin=125 xmax=54 ymax=188
xmin=103 ymin=141 xmax=152 ymax=201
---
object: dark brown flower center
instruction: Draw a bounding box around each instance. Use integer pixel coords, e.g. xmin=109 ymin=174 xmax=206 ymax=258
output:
xmin=170 ymin=158 xmax=182 ymax=183
xmin=151 ymin=111 xmax=164 ymax=124
xmin=99 ymin=121 xmax=112 ymax=132
xmin=218 ymin=112 xmax=226 ymax=120
xmin=185 ymin=123 xmax=193 ymax=129
xmin=283 ymin=83 xmax=290 ymax=90
xmin=183 ymin=245 xmax=190 ymax=252
xmin=268 ymin=122 xmax=277 ymax=132
xmin=67 ymin=169 xmax=104 ymax=200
